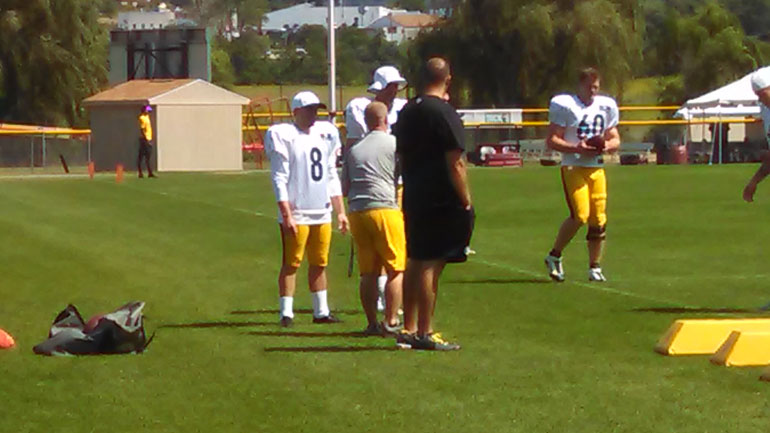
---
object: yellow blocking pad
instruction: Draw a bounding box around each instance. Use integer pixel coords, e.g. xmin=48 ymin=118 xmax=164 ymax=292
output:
xmin=710 ymin=331 xmax=770 ymax=366
xmin=655 ymin=319 xmax=770 ymax=355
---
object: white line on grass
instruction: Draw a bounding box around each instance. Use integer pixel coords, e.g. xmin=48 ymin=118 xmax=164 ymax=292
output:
xmin=117 ymin=180 xmax=700 ymax=307
xmin=471 ymin=257 xmax=698 ymax=308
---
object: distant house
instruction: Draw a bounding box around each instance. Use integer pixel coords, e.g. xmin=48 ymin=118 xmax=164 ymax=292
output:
xmin=262 ymin=2 xmax=399 ymax=33
xmin=367 ymin=13 xmax=441 ymax=44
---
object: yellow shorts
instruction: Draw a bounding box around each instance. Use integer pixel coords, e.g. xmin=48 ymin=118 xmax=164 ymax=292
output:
xmin=280 ymin=223 xmax=332 ymax=268
xmin=560 ymin=166 xmax=607 ymax=227
xmin=348 ymin=208 xmax=406 ymax=274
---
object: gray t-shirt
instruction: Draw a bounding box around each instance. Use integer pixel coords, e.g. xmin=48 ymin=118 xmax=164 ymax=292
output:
xmin=341 ymin=130 xmax=399 ymax=212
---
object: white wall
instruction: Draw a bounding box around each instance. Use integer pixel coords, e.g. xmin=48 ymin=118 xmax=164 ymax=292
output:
xmin=156 ymin=105 xmax=242 ymax=171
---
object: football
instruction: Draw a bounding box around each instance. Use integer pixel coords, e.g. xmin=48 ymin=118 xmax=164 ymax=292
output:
xmin=586 ymin=135 xmax=605 ymax=151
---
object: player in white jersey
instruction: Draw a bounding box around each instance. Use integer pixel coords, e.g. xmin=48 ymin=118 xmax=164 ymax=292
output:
xmin=743 ymin=67 xmax=770 ymax=203
xmin=544 ymin=68 xmax=621 ymax=282
xmin=345 ymin=66 xmax=408 ymax=146
xmin=264 ymin=91 xmax=349 ymax=327
xmin=345 ymin=66 xmax=408 ymax=311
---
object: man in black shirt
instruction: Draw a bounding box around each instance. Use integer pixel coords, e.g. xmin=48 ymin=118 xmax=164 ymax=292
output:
xmin=393 ymin=57 xmax=473 ymax=351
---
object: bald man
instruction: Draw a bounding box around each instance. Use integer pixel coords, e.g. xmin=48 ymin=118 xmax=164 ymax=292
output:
xmin=393 ymin=57 xmax=473 ymax=351
xmin=341 ymin=101 xmax=405 ymax=335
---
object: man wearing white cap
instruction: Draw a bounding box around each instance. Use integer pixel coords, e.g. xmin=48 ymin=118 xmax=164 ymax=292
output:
xmin=264 ymin=91 xmax=349 ymax=327
xmin=743 ymin=67 xmax=770 ymax=202
xmin=345 ymin=65 xmax=408 ymax=312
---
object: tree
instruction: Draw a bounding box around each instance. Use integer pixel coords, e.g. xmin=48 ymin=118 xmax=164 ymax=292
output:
xmin=409 ymin=0 xmax=641 ymax=107
xmin=0 ymin=0 xmax=107 ymax=126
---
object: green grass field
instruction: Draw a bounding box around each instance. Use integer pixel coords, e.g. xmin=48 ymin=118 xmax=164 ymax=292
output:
xmin=2 ymin=164 xmax=770 ymax=432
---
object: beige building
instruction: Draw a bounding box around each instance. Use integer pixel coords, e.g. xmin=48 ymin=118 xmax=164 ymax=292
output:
xmin=83 ymin=79 xmax=250 ymax=172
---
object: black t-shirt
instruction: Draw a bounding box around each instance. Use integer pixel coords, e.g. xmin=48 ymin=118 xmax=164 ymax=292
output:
xmin=393 ymin=95 xmax=465 ymax=215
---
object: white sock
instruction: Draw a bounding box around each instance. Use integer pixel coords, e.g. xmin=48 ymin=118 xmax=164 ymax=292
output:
xmin=312 ymin=290 xmax=330 ymax=318
xmin=280 ymin=296 xmax=294 ymax=319
xmin=377 ymin=275 xmax=387 ymax=297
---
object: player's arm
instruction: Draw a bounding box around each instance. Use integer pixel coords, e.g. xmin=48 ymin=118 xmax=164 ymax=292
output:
xmin=743 ymin=151 xmax=770 ymax=202
xmin=340 ymin=153 xmax=351 ymax=198
xmin=446 ymin=149 xmax=472 ymax=209
xmin=265 ymin=130 xmax=297 ymax=235
xmin=545 ymin=123 xmax=598 ymax=155
xmin=327 ymin=130 xmax=349 ymax=234
xmin=602 ymin=126 xmax=621 ymax=153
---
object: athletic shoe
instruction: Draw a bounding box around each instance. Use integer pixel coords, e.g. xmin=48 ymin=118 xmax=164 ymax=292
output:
xmin=312 ymin=314 xmax=342 ymax=324
xmin=588 ymin=267 xmax=607 ymax=282
xmin=395 ymin=330 xmax=417 ymax=349
xmin=411 ymin=333 xmax=461 ymax=351
xmin=545 ymin=255 xmax=565 ymax=282
xmin=279 ymin=316 xmax=293 ymax=328
xmin=362 ymin=322 xmax=383 ymax=336
xmin=380 ymin=321 xmax=403 ymax=336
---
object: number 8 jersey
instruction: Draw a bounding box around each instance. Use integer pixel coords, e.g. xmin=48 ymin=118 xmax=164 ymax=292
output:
xmin=548 ymin=94 xmax=619 ymax=167
xmin=265 ymin=121 xmax=343 ymax=225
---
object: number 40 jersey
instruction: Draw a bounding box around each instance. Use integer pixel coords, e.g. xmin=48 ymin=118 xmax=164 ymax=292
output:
xmin=264 ymin=121 xmax=342 ymax=225
xmin=548 ymin=94 xmax=619 ymax=168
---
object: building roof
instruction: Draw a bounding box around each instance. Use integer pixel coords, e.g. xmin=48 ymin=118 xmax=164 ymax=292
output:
xmin=83 ymin=79 xmax=250 ymax=106
xmin=388 ymin=13 xmax=441 ymax=27
xmin=262 ymin=2 xmax=399 ymax=32
xmin=368 ymin=12 xmax=441 ymax=29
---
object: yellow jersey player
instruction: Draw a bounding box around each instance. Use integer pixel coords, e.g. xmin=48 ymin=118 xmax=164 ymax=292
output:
xmin=138 ymin=105 xmax=155 ymax=178
xmin=544 ymin=68 xmax=621 ymax=282
xmin=264 ymin=91 xmax=349 ymax=327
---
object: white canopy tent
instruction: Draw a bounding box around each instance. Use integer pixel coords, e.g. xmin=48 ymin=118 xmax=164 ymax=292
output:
xmin=675 ymin=71 xmax=764 ymax=164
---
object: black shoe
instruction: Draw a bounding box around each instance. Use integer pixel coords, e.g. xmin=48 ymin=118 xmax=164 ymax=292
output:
xmin=148 ymin=173 xmax=157 ymax=178
xmin=138 ymin=173 xmax=144 ymax=178
xmin=411 ymin=333 xmax=461 ymax=351
xmin=280 ymin=316 xmax=293 ymax=328
xmin=312 ymin=314 xmax=342 ymax=324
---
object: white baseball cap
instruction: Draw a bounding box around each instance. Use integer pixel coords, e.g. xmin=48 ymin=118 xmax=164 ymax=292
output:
xmin=751 ymin=67 xmax=770 ymax=93
xmin=291 ymin=91 xmax=327 ymax=111
xmin=367 ymin=66 xmax=407 ymax=93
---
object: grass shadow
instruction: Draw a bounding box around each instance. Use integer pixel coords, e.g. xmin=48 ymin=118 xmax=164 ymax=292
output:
xmin=264 ymin=346 xmax=398 ymax=353
xmin=630 ymin=307 xmax=762 ymax=314
xmin=445 ymin=278 xmax=552 ymax=285
xmin=231 ymin=309 xmax=361 ymax=315
xmin=247 ymin=330 xmax=375 ymax=338
xmin=160 ymin=321 xmax=274 ymax=329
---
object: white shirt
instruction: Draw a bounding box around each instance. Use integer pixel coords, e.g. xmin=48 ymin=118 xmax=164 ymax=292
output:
xmin=549 ymin=94 xmax=619 ymax=167
xmin=761 ymin=104 xmax=770 ymax=142
xmin=345 ymin=97 xmax=408 ymax=140
xmin=264 ymin=121 xmax=343 ymax=225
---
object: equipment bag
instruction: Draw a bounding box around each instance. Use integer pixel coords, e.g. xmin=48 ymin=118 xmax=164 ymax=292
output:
xmin=33 ymin=301 xmax=151 ymax=356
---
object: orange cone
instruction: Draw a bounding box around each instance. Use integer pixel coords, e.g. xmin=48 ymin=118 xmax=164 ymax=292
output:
xmin=116 ymin=163 xmax=124 ymax=183
xmin=88 ymin=161 xmax=95 ymax=179
xmin=0 ymin=328 xmax=15 ymax=349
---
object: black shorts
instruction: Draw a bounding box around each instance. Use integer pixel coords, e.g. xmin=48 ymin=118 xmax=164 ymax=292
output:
xmin=404 ymin=207 xmax=474 ymax=263
xmin=138 ymin=139 xmax=152 ymax=158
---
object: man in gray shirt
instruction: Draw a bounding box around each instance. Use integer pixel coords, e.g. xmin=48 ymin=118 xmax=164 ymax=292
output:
xmin=341 ymin=101 xmax=406 ymax=335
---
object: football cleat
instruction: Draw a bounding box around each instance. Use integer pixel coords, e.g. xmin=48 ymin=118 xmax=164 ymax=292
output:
xmin=362 ymin=322 xmax=383 ymax=336
xmin=279 ymin=316 xmax=293 ymax=328
xmin=545 ymin=255 xmax=565 ymax=282
xmin=312 ymin=314 xmax=342 ymax=324
xmin=395 ymin=330 xmax=418 ymax=349
xmin=588 ymin=267 xmax=607 ymax=282
xmin=381 ymin=320 xmax=403 ymax=336
xmin=411 ymin=333 xmax=461 ymax=351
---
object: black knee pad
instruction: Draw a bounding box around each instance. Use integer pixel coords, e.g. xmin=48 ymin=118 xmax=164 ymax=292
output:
xmin=587 ymin=225 xmax=606 ymax=241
